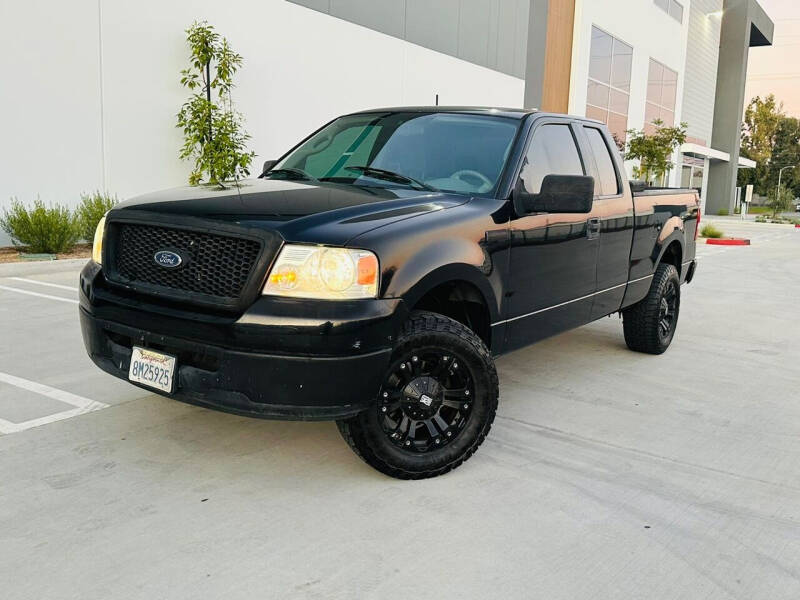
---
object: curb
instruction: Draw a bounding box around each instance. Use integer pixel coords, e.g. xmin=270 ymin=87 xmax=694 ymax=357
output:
xmin=706 ymin=238 xmax=751 ymax=246
xmin=0 ymin=258 xmax=88 ymax=277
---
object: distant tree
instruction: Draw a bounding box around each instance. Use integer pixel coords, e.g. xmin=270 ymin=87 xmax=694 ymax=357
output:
xmin=767 ymin=184 xmax=794 ymax=218
xmin=768 ymin=117 xmax=800 ymax=198
xmin=738 ymin=95 xmax=787 ymax=195
xmin=741 ymin=95 xmax=784 ymax=164
xmin=625 ymin=120 xmax=688 ymax=185
xmin=177 ymin=21 xmax=255 ymax=188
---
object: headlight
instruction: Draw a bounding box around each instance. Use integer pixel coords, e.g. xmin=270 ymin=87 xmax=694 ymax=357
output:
xmin=263 ymin=244 xmax=378 ymax=299
xmin=92 ymin=216 xmax=106 ymax=265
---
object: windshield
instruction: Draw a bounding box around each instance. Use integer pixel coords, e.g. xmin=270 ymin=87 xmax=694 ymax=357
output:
xmin=268 ymin=112 xmax=520 ymax=196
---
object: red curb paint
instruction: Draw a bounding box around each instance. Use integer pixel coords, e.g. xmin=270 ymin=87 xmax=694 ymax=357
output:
xmin=706 ymin=238 xmax=751 ymax=246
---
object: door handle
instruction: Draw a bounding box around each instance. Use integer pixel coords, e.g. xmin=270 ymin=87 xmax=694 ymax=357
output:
xmin=587 ymin=217 xmax=601 ymax=240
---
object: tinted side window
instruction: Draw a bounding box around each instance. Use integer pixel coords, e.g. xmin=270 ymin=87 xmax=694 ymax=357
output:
xmin=585 ymin=127 xmax=620 ymax=196
xmin=520 ymin=124 xmax=584 ymax=195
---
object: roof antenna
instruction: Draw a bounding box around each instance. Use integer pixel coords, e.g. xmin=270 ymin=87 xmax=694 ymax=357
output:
xmin=435 ymin=94 xmax=439 ymax=107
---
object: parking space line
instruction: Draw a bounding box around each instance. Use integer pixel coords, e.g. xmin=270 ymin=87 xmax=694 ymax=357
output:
xmin=0 ymin=284 xmax=79 ymax=304
xmin=8 ymin=277 xmax=77 ymax=292
xmin=0 ymin=371 xmax=108 ymax=434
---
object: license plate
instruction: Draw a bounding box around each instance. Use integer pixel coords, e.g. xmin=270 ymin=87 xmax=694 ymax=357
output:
xmin=128 ymin=347 xmax=177 ymax=393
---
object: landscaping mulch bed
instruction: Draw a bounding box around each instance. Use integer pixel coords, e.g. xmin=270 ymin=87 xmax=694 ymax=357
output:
xmin=0 ymin=244 xmax=92 ymax=263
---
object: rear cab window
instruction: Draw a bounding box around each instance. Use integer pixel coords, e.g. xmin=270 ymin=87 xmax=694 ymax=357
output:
xmin=583 ymin=127 xmax=621 ymax=196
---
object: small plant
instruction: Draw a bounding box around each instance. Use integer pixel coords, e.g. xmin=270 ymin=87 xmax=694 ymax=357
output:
xmin=76 ymin=191 xmax=117 ymax=241
xmin=700 ymin=224 xmax=724 ymax=239
xmin=1 ymin=198 xmax=80 ymax=253
xmin=177 ymin=21 xmax=255 ymax=187
xmin=767 ymin=184 xmax=793 ymax=218
xmin=625 ymin=119 xmax=688 ymax=185
xmin=717 ymin=208 xmax=729 ymax=216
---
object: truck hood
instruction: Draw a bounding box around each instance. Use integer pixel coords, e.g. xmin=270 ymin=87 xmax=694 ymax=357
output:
xmin=115 ymin=178 xmax=469 ymax=246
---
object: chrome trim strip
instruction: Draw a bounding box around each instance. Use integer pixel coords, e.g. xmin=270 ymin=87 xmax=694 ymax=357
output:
xmin=491 ymin=274 xmax=654 ymax=327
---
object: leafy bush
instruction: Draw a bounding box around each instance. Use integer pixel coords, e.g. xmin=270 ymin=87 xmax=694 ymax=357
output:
xmin=767 ymin=184 xmax=793 ymax=218
xmin=717 ymin=208 xmax=729 ymax=216
xmin=76 ymin=191 xmax=117 ymax=241
xmin=1 ymin=198 xmax=80 ymax=253
xmin=700 ymin=224 xmax=724 ymax=238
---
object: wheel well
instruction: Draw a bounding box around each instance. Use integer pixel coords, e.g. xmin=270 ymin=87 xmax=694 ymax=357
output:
xmin=660 ymin=241 xmax=683 ymax=275
xmin=411 ymin=281 xmax=491 ymax=347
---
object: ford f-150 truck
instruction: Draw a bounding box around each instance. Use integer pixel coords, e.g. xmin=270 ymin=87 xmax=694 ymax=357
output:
xmin=80 ymin=107 xmax=699 ymax=479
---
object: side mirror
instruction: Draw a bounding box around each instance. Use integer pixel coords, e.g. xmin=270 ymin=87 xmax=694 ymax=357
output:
xmin=259 ymin=160 xmax=278 ymax=178
xmin=515 ymin=174 xmax=595 ymax=215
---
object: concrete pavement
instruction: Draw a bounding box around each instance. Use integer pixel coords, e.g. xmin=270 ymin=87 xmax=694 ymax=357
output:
xmin=1 ymin=222 xmax=799 ymax=599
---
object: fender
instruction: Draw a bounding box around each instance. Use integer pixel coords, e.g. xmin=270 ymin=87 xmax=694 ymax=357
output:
xmin=382 ymin=237 xmax=503 ymax=324
xmin=653 ymin=216 xmax=685 ymax=273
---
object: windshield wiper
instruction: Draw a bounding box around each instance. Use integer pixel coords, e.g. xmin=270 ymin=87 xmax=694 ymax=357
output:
xmin=265 ymin=167 xmax=318 ymax=182
xmin=344 ymin=166 xmax=438 ymax=192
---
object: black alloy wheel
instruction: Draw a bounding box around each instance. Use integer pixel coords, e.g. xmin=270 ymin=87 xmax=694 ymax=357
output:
xmin=378 ymin=348 xmax=475 ymax=453
xmin=657 ymin=279 xmax=678 ymax=343
xmin=337 ymin=311 xmax=498 ymax=479
xmin=623 ymin=262 xmax=681 ymax=355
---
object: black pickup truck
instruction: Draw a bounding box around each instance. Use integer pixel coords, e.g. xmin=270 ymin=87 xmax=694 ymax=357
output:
xmin=80 ymin=107 xmax=699 ymax=479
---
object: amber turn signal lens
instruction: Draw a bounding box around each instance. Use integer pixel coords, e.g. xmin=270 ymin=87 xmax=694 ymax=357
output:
xmin=357 ymin=255 xmax=378 ymax=285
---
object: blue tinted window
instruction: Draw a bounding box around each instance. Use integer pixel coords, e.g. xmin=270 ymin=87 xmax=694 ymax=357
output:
xmin=273 ymin=112 xmax=520 ymax=196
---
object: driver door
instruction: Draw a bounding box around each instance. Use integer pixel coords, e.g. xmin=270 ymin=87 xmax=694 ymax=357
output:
xmin=504 ymin=120 xmax=601 ymax=351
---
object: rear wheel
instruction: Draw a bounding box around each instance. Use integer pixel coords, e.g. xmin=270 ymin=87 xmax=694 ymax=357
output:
xmin=337 ymin=311 xmax=498 ymax=479
xmin=622 ymin=263 xmax=681 ymax=355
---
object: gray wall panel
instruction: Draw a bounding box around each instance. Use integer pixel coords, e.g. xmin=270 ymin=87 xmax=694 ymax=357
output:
xmin=329 ymin=0 xmax=406 ymax=39
xmin=288 ymin=0 xmax=527 ymax=78
xmin=513 ymin=0 xmax=530 ymax=79
xmin=291 ymin=0 xmax=330 ymax=12
xmin=458 ymin=0 xmax=493 ymax=66
xmin=682 ymin=0 xmax=723 ymax=145
xmin=406 ymin=0 xmax=460 ymax=57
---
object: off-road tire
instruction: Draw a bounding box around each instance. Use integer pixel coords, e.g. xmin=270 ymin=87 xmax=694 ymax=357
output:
xmin=623 ymin=263 xmax=681 ymax=355
xmin=336 ymin=311 xmax=498 ymax=479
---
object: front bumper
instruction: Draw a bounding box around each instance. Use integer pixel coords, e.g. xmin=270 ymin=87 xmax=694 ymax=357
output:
xmin=80 ymin=262 xmax=405 ymax=420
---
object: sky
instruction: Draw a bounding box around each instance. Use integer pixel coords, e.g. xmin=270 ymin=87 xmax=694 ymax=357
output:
xmin=745 ymin=0 xmax=800 ymax=117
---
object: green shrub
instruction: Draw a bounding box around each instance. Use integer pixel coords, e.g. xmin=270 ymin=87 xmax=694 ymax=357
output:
xmin=76 ymin=191 xmax=117 ymax=241
xmin=700 ymin=224 xmax=724 ymax=238
xmin=1 ymin=198 xmax=80 ymax=253
xmin=716 ymin=208 xmax=729 ymax=216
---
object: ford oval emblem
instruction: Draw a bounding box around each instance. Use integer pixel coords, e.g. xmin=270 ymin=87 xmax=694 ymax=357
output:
xmin=153 ymin=250 xmax=183 ymax=268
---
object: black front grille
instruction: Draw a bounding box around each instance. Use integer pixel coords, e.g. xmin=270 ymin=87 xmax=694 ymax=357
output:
xmin=111 ymin=223 xmax=262 ymax=301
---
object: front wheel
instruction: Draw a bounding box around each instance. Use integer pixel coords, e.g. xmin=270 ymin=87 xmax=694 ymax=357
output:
xmin=337 ymin=311 xmax=498 ymax=479
xmin=622 ymin=263 xmax=681 ymax=354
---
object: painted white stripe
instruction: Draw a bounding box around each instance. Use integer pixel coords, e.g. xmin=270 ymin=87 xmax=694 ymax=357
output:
xmin=0 ymin=284 xmax=79 ymax=305
xmin=491 ymin=274 xmax=655 ymax=327
xmin=9 ymin=277 xmax=77 ymax=292
xmin=0 ymin=371 xmax=108 ymax=434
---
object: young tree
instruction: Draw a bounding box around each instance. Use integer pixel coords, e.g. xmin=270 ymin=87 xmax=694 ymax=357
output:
xmin=177 ymin=21 xmax=255 ymax=187
xmin=738 ymin=95 xmax=784 ymax=194
xmin=767 ymin=184 xmax=794 ymax=218
xmin=625 ymin=120 xmax=688 ymax=185
xmin=767 ymin=117 xmax=800 ymax=198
